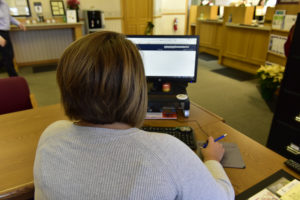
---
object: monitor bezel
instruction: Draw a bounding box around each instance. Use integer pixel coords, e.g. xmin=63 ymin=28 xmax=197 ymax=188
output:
xmin=126 ymin=35 xmax=199 ymax=83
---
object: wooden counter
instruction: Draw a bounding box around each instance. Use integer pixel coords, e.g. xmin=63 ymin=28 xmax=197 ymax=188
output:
xmin=192 ymin=5 xmax=299 ymax=73
xmin=219 ymin=23 xmax=271 ymax=74
xmin=10 ymin=22 xmax=84 ymax=68
xmin=11 ymin=22 xmax=84 ymax=40
xmin=196 ymin=19 xmax=223 ymax=56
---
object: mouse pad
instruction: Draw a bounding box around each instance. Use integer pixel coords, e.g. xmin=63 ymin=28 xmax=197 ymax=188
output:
xmin=197 ymin=141 xmax=246 ymax=169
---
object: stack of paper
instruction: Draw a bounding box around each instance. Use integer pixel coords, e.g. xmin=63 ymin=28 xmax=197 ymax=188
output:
xmin=247 ymin=179 xmax=300 ymax=200
xmin=281 ymin=183 xmax=300 ymax=200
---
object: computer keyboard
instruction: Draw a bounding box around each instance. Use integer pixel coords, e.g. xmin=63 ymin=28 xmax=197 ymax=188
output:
xmin=141 ymin=126 xmax=197 ymax=150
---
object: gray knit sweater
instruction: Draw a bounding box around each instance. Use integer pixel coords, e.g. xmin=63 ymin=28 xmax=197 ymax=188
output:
xmin=34 ymin=120 xmax=234 ymax=200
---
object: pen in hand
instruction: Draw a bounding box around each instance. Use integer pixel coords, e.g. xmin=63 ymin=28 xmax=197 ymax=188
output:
xmin=202 ymin=133 xmax=227 ymax=148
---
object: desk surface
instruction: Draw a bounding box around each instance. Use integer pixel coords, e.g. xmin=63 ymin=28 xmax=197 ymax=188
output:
xmin=0 ymin=103 xmax=299 ymax=198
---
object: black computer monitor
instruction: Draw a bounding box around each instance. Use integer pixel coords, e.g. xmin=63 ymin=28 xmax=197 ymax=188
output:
xmin=126 ymin=35 xmax=199 ymax=83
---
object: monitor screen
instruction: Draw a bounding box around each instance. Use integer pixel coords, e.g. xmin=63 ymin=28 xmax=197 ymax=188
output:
xmin=127 ymin=35 xmax=199 ymax=83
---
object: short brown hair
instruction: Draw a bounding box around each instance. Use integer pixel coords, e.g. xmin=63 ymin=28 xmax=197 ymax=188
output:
xmin=57 ymin=31 xmax=147 ymax=127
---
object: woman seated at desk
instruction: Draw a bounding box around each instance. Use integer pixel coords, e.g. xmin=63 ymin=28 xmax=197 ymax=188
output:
xmin=33 ymin=31 xmax=234 ymax=200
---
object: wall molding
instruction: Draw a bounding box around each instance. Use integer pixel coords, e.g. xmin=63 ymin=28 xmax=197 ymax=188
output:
xmin=153 ymin=12 xmax=186 ymax=18
xmin=161 ymin=12 xmax=186 ymax=15
xmin=105 ymin=17 xmax=123 ymax=20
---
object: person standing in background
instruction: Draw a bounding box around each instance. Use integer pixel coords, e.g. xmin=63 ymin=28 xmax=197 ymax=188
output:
xmin=0 ymin=0 xmax=26 ymax=77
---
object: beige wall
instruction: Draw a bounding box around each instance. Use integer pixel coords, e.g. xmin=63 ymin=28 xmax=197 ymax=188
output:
xmin=79 ymin=0 xmax=121 ymax=17
xmin=25 ymin=0 xmax=121 ymax=19
xmin=153 ymin=0 xmax=187 ymax=35
xmin=15 ymin=0 xmax=187 ymax=34
xmin=16 ymin=0 xmax=122 ymax=33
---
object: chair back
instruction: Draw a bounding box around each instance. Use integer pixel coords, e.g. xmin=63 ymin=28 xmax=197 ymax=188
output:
xmin=0 ymin=77 xmax=33 ymax=115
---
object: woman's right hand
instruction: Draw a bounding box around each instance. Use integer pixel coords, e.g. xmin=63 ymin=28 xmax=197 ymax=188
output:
xmin=201 ymin=136 xmax=225 ymax=162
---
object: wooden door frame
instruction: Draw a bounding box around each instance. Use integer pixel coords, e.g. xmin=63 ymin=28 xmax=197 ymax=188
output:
xmin=185 ymin=0 xmax=190 ymax=35
xmin=120 ymin=0 xmax=154 ymax=34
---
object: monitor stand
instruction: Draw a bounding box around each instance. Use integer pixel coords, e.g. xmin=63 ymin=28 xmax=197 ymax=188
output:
xmin=147 ymin=82 xmax=190 ymax=117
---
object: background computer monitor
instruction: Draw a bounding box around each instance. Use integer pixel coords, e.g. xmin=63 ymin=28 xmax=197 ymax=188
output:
xmin=127 ymin=35 xmax=199 ymax=83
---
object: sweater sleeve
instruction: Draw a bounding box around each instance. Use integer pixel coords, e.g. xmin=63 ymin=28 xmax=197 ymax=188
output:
xmin=150 ymin=134 xmax=235 ymax=200
xmin=204 ymin=160 xmax=235 ymax=199
xmin=10 ymin=16 xmax=20 ymax=26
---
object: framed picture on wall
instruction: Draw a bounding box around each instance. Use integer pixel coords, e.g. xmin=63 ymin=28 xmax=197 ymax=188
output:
xmin=6 ymin=0 xmax=31 ymax=17
xmin=33 ymin=2 xmax=43 ymax=14
xmin=50 ymin=0 xmax=66 ymax=16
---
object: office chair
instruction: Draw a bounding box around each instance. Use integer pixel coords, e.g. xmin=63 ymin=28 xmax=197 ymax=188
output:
xmin=0 ymin=76 xmax=37 ymax=115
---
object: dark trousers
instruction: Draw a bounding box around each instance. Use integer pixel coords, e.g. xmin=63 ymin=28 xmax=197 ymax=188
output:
xmin=0 ymin=30 xmax=18 ymax=77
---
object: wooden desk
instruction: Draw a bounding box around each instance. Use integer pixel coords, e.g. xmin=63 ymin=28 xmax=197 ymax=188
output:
xmin=201 ymin=121 xmax=300 ymax=194
xmin=0 ymin=103 xmax=299 ymax=199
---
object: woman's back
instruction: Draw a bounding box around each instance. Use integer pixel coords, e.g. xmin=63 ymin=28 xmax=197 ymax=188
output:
xmin=34 ymin=120 xmax=233 ymax=200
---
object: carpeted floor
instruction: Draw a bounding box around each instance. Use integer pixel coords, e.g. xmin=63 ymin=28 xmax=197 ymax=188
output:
xmin=0 ymin=57 xmax=274 ymax=145
xmin=198 ymin=52 xmax=218 ymax=61
xmin=187 ymin=59 xmax=274 ymax=145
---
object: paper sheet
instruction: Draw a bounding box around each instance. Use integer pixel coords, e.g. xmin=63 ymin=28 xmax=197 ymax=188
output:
xmin=281 ymin=183 xmax=300 ymax=200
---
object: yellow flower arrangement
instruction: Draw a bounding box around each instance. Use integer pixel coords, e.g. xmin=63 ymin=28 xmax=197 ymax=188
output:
xmin=257 ymin=64 xmax=285 ymax=100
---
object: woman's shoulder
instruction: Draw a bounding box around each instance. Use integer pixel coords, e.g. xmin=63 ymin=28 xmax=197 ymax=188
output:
xmin=38 ymin=120 xmax=73 ymax=145
xmin=44 ymin=120 xmax=73 ymax=134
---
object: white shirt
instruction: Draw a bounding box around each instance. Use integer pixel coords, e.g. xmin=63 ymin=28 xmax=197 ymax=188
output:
xmin=0 ymin=0 xmax=20 ymax=30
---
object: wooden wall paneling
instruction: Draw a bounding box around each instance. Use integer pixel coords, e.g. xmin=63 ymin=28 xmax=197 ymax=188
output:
xmin=198 ymin=6 xmax=218 ymax=20
xmin=232 ymin=6 xmax=254 ymax=25
xmin=222 ymin=27 xmax=250 ymax=59
xmin=185 ymin=0 xmax=189 ymax=35
xmin=265 ymin=7 xmax=275 ymax=24
xmin=223 ymin=6 xmax=234 ymax=24
xmin=219 ymin=25 xmax=269 ymax=74
xmin=199 ymin=22 xmax=215 ymax=47
xmin=266 ymin=52 xmax=287 ymax=66
xmin=221 ymin=57 xmax=259 ymax=74
xmin=215 ymin=24 xmax=223 ymax=49
xmin=275 ymin=4 xmax=300 ymax=15
xmin=188 ymin=5 xmax=199 ymax=35
xmin=198 ymin=21 xmax=222 ymax=56
xmin=271 ymin=29 xmax=289 ymax=36
xmin=247 ymin=30 xmax=270 ymax=64
xmin=224 ymin=6 xmax=254 ymax=25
